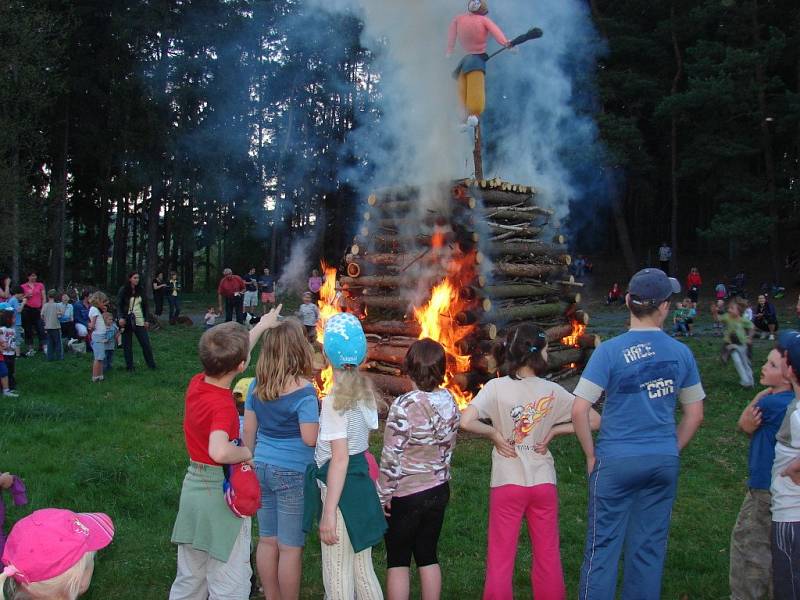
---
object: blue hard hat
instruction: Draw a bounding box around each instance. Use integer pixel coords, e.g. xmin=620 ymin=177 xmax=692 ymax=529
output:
xmin=323 ymin=313 xmax=367 ymax=369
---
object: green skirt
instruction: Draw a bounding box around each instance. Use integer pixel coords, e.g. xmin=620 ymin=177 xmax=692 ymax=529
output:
xmin=171 ymin=461 xmax=243 ymax=562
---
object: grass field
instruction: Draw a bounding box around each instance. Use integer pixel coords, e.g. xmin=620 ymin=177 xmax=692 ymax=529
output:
xmin=0 ymin=301 xmax=784 ymax=599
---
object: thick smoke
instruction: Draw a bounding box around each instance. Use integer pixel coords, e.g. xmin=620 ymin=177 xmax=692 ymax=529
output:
xmin=277 ymin=235 xmax=316 ymax=295
xmin=308 ymin=0 xmax=605 ymax=222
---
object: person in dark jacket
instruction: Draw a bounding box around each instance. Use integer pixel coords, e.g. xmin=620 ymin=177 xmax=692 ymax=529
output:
xmin=753 ymin=294 xmax=779 ymax=340
xmin=117 ymin=272 xmax=157 ymax=371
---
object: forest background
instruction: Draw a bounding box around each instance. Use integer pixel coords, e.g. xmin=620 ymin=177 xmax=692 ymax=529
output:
xmin=1 ymin=0 xmax=799 ymax=293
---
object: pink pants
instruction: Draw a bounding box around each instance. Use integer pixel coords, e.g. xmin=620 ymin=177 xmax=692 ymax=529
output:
xmin=483 ymin=483 xmax=565 ymax=600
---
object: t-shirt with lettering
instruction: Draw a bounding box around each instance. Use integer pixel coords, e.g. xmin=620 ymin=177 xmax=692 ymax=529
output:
xmin=314 ymin=394 xmax=377 ymax=468
xmin=183 ymin=373 xmax=240 ymax=466
xmin=245 ymin=381 xmax=319 ymax=474
xmin=749 ymin=390 xmax=793 ymax=490
xmin=469 ymin=376 xmax=575 ymax=488
xmin=573 ymin=328 xmax=705 ymax=458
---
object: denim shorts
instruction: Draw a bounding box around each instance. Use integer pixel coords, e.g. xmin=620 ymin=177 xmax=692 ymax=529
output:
xmin=255 ymin=463 xmax=306 ymax=547
xmin=91 ymin=334 xmax=106 ymax=361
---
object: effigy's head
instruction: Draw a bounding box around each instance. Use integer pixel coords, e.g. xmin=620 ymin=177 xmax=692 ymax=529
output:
xmin=467 ymin=0 xmax=489 ymax=16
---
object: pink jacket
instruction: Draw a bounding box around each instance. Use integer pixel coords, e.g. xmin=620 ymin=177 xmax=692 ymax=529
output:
xmin=447 ymin=13 xmax=509 ymax=55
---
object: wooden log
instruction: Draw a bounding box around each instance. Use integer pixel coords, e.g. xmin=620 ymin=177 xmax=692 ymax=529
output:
xmin=340 ymin=275 xmax=405 ymax=288
xmin=482 ymin=205 xmax=553 ymax=218
xmin=365 ymin=362 xmax=403 ymax=377
xmin=362 ymin=320 xmax=421 ymax=337
xmin=478 ymin=189 xmax=537 ymax=206
xmin=367 ymin=342 xmax=411 ymax=365
xmin=364 ymin=372 xmax=414 ymax=396
xmin=494 ymin=263 xmax=565 ymax=279
xmin=486 ymin=241 xmax=568 ymax=258
xmin=480 ymin=283 xmax=561 ymax=299
xmin=547 ymin=347 xmax=584 ymax=370
xmin=575 ymin=310 xmax=590 ymax=325
xmin=367 ymin=197 xmax=413 ymax=213
xmin=545 ymin=323 xmax=574 ymax=342
xmin=360 ymin=296 xmax=411 ymax=311
xmin=487 ymin=222 xmax=542 ymax=238
xmin=479 ymin=301 xmax=568 ymax=323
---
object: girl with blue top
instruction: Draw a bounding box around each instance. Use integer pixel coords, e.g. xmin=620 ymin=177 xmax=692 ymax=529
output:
xmin=243 ymin=318 xmax=319 ymax=600
xmin=729 ymin=347 xmax=793 ymax=598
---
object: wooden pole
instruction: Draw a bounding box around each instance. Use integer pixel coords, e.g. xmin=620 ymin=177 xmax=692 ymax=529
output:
xmin=473 ymin=122 xmax=483 ymax=180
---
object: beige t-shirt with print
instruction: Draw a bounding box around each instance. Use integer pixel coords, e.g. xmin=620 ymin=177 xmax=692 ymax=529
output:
xmin=470 ymin=376 xmax=574 ymax=488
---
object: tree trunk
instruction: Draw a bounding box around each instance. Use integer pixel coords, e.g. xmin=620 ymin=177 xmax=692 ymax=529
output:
xmin=145 ymin=178 xmax=163 ymax=302
xmin=49 ymin=102 xmax=69 ymax=289
xmin=610 ymin=177 xmax=637 ymax=275
xmin=669 ymin=3 xmax=683 ymax=277
xmin=10 ymin=144 xmax=20 ymax=283
xmin=752 ymin=1 xmax=781 ymax=279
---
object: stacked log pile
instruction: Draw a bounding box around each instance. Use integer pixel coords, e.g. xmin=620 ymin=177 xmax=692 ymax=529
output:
xmin=341 ymin=178 xmax=598 ymax=401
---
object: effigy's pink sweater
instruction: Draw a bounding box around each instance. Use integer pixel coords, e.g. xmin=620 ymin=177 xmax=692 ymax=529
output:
xmin=447 ymin=13 xmax=509 ymax=55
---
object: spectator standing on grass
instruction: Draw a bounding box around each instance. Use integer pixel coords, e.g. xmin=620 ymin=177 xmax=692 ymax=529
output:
xmin=20 ymin=271 xmax=46 ymax=356
xmin=1 ymin=303 xmax=18 ymax=390
xmin=302 ymin=313 xmax=386 ymax=600
xmin=308 ymin=269 xmax=323 ymax=301
xmin=8 ymin=287 xmax=25 ymax=356
xmin=572 ymin=268 xmax=705 ymax=599
xmin=297 ymin=292 xmax=320 ymax=343
xmin=218 ymin=268 xmax=246 ymax=324
xmin=754 ymin=294 xmax=779 ymax=341
xmin=167 ymin=271 xmax=181 ymax=325
xmin=768 ymin=331 xmax=800 ymax=597
xmin=461 ymin=324 xmax=601 ymax=600
xmin=88 ymin=291 xmax=108 ymax=383
xmin=258 ymin=267 xmax=276 ymax=313
xmin=58 ymin=293 xmax=75 ymax=342
xmin=41 ymin=289 xmax=64 ymax=362
xmin=378 ymin=339 xmax=460 ymax=600
xmin=658 ymin=242 xmax=672 ymax=274
xmin=606 ymin=283 xmax=622 ymax=305
xmin=729 ymin=347 xmax=793 ymax=599
xmin=243 ymin=318 xmax=319 ymax=600
xmin=153 ymin=272 xmax=167 ymax=318
xmin=103 ymin=312 xmax=120 ymax=372
xmin=686 ymin=266 xmax=702 ymax=305
xmin=117 ymin=272 xmax=157 ymax=371
xmin=243 ymin=268 xmax=259 ymax=316
xmin=168 ymin=311 xmax=281 ymax=599
xmin=73 ymin=290 xmax=91 ymax=340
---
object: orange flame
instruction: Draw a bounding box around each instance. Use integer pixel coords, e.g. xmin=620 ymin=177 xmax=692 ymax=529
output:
xmin=414 ymin=278 xmax=476 ymax=409
xmin=315 ymin=262 xmax=340 ymax=398
xmin=561 ymin=320 xmax=586 ymax=347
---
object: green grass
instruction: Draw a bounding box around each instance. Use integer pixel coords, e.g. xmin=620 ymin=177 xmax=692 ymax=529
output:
xmin=0 ymin=311 xmax=779 ymax=599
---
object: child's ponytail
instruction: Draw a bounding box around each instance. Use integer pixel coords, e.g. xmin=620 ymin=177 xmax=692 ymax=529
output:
xmin=332 ymin=366 xmax=379 ymax=413
xmin=497 ymin=323 xmax=549 ymax=378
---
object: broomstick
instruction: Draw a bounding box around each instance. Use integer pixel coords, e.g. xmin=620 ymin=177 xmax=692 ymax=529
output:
xmin=487 ymin=27 xmax=544 ymax=60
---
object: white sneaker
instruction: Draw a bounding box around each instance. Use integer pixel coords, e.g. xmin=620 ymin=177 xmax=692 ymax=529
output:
xmin=466 ymin=115 xmax=479 ymax=127
xmin=3 ymin=389 xmax=18 ymax=397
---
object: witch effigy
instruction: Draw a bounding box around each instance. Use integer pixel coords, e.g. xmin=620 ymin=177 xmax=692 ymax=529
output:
xmin=446 ymin=0 xmax=509 ymax=128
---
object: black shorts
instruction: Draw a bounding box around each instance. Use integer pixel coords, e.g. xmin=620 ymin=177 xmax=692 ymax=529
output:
xmin=384 ymin=482 xmax=450 ymax=568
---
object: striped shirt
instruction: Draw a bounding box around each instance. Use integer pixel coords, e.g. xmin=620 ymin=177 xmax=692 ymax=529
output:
xmin=314 ymin=394 xmax=377 ymax=467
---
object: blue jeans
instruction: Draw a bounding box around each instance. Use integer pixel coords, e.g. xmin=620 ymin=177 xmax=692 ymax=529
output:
xmin=254 ymin=463 xmax=306 ymax=547
xmin=46 ymin=329 xmax=63 ymax=361
xmin=104 ymin=348 xmax=114 ymax=371
xmin=168 ymin=295 xmax=180 ymax=322
xmin=579 ymin=455 xmax=680 ymax=600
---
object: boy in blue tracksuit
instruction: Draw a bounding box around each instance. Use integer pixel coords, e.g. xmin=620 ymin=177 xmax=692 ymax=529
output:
xmin=571 ymin=268 xmax=706 ymax=599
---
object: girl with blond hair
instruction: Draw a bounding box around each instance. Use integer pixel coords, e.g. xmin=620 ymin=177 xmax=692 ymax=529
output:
xmin=87 ymin=292 xmax=108 ymax=382
xmin=303 ymin=312 xmax=386 ymax=600
xmin=243 ymin=318 xmax=319 ymax=600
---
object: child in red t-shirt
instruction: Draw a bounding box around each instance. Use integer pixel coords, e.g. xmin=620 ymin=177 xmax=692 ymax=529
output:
xmin=169 ymin=305 xmax=282 ymax=599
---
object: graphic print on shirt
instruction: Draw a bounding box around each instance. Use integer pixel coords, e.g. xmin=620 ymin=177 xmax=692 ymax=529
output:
xmin=622 ymin=342 xmax=656 ymax=364
xmin=617 ymin=360 xmax=679 ymax=400
xmin=510 ymin=391 xmax=554 ymax=444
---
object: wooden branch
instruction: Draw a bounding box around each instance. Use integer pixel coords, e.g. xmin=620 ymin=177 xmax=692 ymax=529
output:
xmin=487 ymin=222 xmax=543 ymax=238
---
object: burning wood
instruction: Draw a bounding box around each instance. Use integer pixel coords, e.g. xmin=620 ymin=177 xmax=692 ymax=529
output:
xmin=330 ymin=179 xmax=596 ymax=404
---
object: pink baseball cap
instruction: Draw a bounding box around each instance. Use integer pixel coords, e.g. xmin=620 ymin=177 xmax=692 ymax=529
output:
xmin=2 ymin=509 xmax=114 ymax=584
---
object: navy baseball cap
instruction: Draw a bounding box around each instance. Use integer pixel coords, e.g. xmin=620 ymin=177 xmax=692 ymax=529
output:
xmin=628 ymin=268 xmax=681 ymax=305
xmin=778 ymin=330 xmax=800 ymax=372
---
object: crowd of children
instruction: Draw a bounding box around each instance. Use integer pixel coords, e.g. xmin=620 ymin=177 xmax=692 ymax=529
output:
xmin=7 ymin=263 xmax=800 ymax=599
